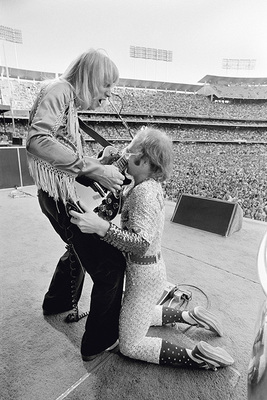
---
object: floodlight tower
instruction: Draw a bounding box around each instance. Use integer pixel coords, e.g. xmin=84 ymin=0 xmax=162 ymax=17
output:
xmin=0 ymin=25 xmax=23 ymax=140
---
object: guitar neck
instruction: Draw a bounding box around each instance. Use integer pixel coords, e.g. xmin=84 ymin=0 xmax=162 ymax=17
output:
xmin=115 ymin=156 xmax=128 ymax=173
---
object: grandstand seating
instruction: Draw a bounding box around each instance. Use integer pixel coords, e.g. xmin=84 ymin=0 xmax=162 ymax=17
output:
xmin=2 ymin=77 xmax=267 ymax=120
xmin=1 ymin=72 xmax=267 ymax=222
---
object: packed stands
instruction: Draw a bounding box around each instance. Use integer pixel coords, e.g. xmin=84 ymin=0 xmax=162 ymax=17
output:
xmin=2 ymin=75 xmax=267 ymax=119
xmin=1 ymin=69 xmax=267 ymax=222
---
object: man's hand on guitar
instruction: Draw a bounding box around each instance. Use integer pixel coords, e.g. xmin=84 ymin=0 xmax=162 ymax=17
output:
xmin=79 ymin=156 xmax=125 ymax=194
xmin=96 ymin=165 xmax=124 ymax=194
xmin=69 ymin=201 xmax=110 ymax=237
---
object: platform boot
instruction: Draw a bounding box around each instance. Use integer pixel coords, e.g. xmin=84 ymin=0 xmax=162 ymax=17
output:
xmin=159 ymin=340 xmax=234 ymax=370
xmin=162 ymin=305 xmax=223 ymax=336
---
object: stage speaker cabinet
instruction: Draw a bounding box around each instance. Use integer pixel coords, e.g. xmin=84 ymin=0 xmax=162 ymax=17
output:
xmin=12 ymin=137 xmax=23 ymax=145
xmin=171 ymin=194 xmax=243 ymax=237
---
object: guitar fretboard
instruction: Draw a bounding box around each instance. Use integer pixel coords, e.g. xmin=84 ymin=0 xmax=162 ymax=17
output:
xmin=115 ymin=156 xmax=128 ymax=172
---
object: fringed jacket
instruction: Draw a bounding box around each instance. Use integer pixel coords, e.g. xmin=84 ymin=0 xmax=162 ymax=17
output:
xmin=27 ymin=79 xmax=104 ymax=204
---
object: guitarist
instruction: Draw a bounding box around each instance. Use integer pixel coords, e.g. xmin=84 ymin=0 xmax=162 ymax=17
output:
xmin=26 ymin=49 xmax=126 ymax=359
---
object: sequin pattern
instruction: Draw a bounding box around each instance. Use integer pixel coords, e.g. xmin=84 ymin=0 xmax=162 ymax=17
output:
xmin=103 ymin=223 xmax=149 ymax=254
xmin=118 ymin=179 xmax=167 ymax=364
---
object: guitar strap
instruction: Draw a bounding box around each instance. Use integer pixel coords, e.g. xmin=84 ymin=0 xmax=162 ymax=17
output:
xmin=78 ymin=117 xmax=112 ymax=148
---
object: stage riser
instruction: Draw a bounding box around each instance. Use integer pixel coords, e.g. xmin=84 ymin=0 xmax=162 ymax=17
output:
xmin=0 ymin=146 xmax=34 ymax=189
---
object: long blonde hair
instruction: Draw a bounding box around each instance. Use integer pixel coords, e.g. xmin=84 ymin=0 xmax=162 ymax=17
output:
xmin=60 ymin=48 xmax=119 ymax=109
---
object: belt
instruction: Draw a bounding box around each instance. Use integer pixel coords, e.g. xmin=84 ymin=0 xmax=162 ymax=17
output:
xmin=126 ymin=252 xmax=161 ymax=265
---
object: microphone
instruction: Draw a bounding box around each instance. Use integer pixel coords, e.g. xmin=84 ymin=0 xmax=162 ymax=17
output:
xmin=108 ymin=97 xmax=134 ymax=139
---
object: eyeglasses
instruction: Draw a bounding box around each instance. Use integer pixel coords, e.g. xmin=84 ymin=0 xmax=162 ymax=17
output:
xmin=122 ymin=149 xmax=142 ymax=160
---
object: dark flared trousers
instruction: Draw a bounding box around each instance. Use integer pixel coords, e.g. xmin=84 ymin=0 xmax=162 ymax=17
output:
xmin=38 ymin=189 xmax=126 ymax=356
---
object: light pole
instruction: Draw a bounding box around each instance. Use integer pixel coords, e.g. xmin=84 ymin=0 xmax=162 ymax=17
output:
xmin=0 ymin=25 xmax=23 ymax=142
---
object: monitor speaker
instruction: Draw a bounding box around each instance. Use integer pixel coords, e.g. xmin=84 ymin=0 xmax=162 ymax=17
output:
xmin=171 ymin=194 xmax=243 ymax=236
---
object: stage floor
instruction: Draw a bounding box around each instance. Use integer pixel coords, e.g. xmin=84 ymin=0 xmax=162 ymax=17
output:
xmin=1 ymin=185 xmax=266 ymax=400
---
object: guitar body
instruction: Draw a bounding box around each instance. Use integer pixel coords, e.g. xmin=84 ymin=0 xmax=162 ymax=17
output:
xmin=75 ymin=145 xmax=132 ymax=220
xmin=94 ymin=189 xmax=123 ymax=221
xmin=93 ymin=170 xmax=133 ymax=220
xmin=74 ymin=181 xmax=104 ymax=211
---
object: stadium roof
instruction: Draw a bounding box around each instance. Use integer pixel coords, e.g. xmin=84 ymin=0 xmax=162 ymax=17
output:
xmin=0 ymin=105 xmax=10 ymax=114
xmin=197 ymin=83 xmax=267 ymax=99
xmin=0 ymin=66 xmax=56 ymax=80
xmin=0 ymin=66 xmax=203 ymax=93
xmin=118 ymin=78 xmax=202 ymax=92
xmin=199 ymin=74 xmax=267 ymax=85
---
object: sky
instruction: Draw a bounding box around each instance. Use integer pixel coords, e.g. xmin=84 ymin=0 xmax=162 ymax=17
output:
xmin=1 ymin=0 xmax=267 ymax=84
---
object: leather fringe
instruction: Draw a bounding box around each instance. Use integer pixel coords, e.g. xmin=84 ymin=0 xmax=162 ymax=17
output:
xmin=28 ymin=157 xmax=78 ymax=203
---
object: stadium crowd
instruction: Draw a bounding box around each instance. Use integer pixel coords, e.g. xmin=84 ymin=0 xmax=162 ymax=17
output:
xmin=2 ymin=121 xmax=267 ymax=144
xmin=163 ymin=142 xmax=267 ymax=221
xmin=82 ymin=139 xmax=267 ymax=222
xmin=112 ymin=87 xmax=267 ymax=120
xmin=1 ymin=78 xmax=267 ymax=222
xmin=2 ymin=78 xmax=267 ymax=120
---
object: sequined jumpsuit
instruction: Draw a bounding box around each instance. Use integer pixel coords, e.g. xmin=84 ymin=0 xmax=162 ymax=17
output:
xmin=103 ymin=178 xmax=167 ymax=364
xmin=103 ymin=179 xmax=233 ymax=370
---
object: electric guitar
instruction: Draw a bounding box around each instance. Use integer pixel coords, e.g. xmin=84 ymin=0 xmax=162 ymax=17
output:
xmin=74 ymin=146 xmax=132 ymax=220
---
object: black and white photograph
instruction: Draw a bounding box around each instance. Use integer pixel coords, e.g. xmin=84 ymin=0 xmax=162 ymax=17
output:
xmin=1 ymin=1 xmax=267 ymax=399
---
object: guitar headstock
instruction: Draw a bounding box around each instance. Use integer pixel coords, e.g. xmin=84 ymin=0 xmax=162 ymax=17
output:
xmin=99 ymin=146 xmax=120 ymax=165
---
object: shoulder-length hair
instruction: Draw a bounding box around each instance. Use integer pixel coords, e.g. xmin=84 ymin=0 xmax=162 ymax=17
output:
xmin=60 ymin=48 xmax=119 ymax=109
xmin=133 ymin=127 xmax=173 ymax=182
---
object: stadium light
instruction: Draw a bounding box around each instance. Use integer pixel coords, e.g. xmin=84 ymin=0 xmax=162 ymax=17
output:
xmin=0 ymin=26 xmax=22 ymax=138
xmin=0 ymin=25 xmax=23 ymax=44
xmin=130 ymin=46 xmax=172 ymax=62
xmin=222 ymin=58 xmax=256 ymax=71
